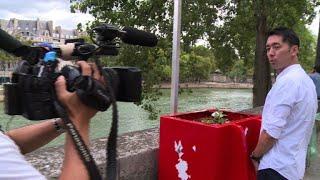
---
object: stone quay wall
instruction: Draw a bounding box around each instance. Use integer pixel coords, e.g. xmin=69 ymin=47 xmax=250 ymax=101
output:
xmin=24 ymin=106 xmax=320 ymax=179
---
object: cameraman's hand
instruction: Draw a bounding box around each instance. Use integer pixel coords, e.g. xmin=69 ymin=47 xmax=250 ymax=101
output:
xmin=55 ymin=61 xmax=104 ymax=180
xmin=54 ymin=61 xmax=103 ymax=124
xmin=55 ymin=75 xmax=96 ymax=123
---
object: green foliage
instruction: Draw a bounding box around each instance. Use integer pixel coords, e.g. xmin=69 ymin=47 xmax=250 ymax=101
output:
xmin=78 ymin=34 xmax=93 ymax=43
xmin=294 ymin=24 xmax=317 ymax=72
xmin=70 ymin=0 xmax=226 ymax=51
xmin=0 ymin=33 xmax=35 ymax=62
xmin=69 ymin=0 xmax=319 ymax=117
xmin=179 ymin=53 xmax=190 ymax=82
xmin=0 ymin=50 xmax=16 ymax=62
xmin=98 ymin=41 xmax=171 ymax=118
xmin=180 ymin=50 xmax=213 ymax=83
xmin=180 ymin=0 xmax=225 ymax=51
xmin=190 ymin=45 xmax=213 ymax=57
xmin=0 ymin=34 xmax=32 ymax=62
xmin=68 ymin=0 xmax=229 ymax=118
xmin=227 ymin=60 xmax=247 ymax=82
xmin=208 ymin=0 xmax=318 ymax=76
xmin=199 ymin=110 xmax=228 ymax=124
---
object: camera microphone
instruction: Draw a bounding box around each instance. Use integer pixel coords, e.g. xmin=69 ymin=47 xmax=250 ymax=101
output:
xmin=0 ymin=28 xmax=31 ymax=57
xmin=121 ymin=27 xmax=158 ymax=47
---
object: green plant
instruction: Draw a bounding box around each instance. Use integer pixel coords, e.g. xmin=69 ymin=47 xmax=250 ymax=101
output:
xmin=199 ymin=110 xmax=228 ymax=124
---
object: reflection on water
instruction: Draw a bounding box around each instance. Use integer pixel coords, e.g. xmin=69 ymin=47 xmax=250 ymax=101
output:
xmin=0 ymin=88 xmax=252 ymax=147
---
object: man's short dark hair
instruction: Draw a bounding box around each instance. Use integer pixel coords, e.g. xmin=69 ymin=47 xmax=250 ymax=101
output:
xmin=267 ymin=27 xmax=300 ymax=47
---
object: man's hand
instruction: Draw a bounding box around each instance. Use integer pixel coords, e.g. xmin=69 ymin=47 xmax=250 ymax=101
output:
xmin=55 ymin=61 xmax=105 ymax=180
xmin=54 ymin=61 xmax=104 ymax=125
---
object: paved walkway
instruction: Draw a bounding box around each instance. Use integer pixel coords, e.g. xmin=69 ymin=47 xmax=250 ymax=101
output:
xmin=305 ymin=126 xmax=320 ymax=180
xmin=305 ymin=154 xmax=320 ymax=180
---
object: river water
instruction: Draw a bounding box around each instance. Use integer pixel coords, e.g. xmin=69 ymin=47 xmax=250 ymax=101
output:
xmin=0 ymin=88 xmax=252 ymax=147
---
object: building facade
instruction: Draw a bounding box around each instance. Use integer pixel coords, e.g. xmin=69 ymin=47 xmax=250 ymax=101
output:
xmin=0 ymin=18 xmax=80 ymax=43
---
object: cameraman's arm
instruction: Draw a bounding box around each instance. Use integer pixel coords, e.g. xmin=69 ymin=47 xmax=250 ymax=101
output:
xmin=5 ymin=119 xmax=65 ymax=154
xmin=60 ymin=115 xmax=90 ymax=180
xmin=56 ymin=61 xmax=98 ymax=180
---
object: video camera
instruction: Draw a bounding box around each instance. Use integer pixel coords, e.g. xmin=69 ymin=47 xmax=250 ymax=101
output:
xmin=0 ymin=24 xmax=158 ymax=120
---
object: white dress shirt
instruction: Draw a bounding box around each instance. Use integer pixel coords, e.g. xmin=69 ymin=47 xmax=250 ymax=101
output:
xmin=259 ymin=64 xmax=318 ymax=180
xmin=0 ymin=132 xmax=46 ymax=180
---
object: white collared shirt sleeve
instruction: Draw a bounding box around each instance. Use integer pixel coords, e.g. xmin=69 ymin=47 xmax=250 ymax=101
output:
xmin=259 ymin=64 xmax=318 ymax=180
xmin=0 ymin=132 xmax=46 ymax=180
xmin=262 ymin=78 xmax=298 ymax=139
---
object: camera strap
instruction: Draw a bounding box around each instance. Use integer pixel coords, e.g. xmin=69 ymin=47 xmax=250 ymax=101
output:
xmin=53 ymin=101 xmax=102 ymax=180
xmin=95 ymin=58 xmax=118 ymax=180
xmin=52 ymin=58 xmax=119 ymax=180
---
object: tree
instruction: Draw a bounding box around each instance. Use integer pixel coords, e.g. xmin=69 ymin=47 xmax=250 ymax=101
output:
xmin=0 ymin=33 xmax=31 ymax=62
xmin=253 ymin=0 xmax=317 ymax=106
xmin=70 ymin=0 xmax=319 ymax=110
xmin=180 ymin=51 xmax=213 ymax=82
xmin=252 ymin=0 xmax=271 ymax=107
xmin=70 ymin=0 xmax=227 ymax=51
xmin=315 ymin=16 xmax=320 ymax=67
xmin=208 ymin=0 xmax=318 ymax=107
xmin=0 ymin=50 xmax=16 ymax=61
xmin=228 ymin=60 xmax=247 ymax=82
xmin=296 ymin=24 xmax=317 ymax=72
xmin=69 ymin=0 xmax=227 ymax=117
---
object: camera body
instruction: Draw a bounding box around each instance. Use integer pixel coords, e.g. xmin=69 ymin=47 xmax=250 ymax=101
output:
xmin=4 ymin=59 xmax=141 ymax=120
xmin=1 ymin=23 xmax=157 ymax=120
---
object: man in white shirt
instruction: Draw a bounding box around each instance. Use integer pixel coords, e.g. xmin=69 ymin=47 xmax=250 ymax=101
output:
xmin=0 ymin=61 xmax=102 ymax=180
xmin=250 ymin=27 xmax=318 ymax=180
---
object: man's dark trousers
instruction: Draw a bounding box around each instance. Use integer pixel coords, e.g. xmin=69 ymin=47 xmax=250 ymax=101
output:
xmin=257 ymin=168 xmax=288 ymax=180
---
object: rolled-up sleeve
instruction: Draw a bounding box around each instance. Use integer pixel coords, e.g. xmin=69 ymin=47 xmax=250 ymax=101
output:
xmin=263 ymin=105 xmax=291 ymax=138
xmin=262 ymin=79 xmax=298 ymax=139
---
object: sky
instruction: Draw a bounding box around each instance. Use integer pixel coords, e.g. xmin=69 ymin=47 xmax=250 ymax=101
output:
xmin=0 ymin=0 xmax=94 ymax=30
xmin=307 ymin=7 xmax=320 ymax=36
xmin=0 ymin=0 xmax=319 ymax=35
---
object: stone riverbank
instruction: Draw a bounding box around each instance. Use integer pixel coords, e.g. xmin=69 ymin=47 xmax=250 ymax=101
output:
xmin=24 ymin=106 xmax=320 ymax=179
xmin=159 ymin=82 xmax=253 ymax=89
